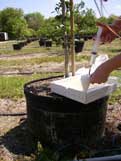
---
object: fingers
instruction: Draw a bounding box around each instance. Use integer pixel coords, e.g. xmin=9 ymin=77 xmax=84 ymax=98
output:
xmin=90 ymin=74 xmax=108 ymax=84
xmin=90 ymin=77 xmax=102 ymax=84
xmin=90 ymin=76 xmax=95 ymax=84
xmin=102 ymin=34 xmax=115 ymax=43
xmin=90 ymin=74 xmax=98 ymax=84
xmin=94 ymin=33 xmax=115 ymax=43
xmin=101 ymin=35 xmax=110 ymax=43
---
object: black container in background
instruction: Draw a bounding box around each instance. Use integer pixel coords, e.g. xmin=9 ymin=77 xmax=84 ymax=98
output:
xmin=75 ymin=40 xmax=84 ymax=53
xmin=19 ymin=42 xmax=25 ymax=47
xmin=39 ymin=40 xmax=45 ymax=46
xmin=13 ymin=43 xmax=22 ymax=50
xmin=45 ymin=40 xmax=52 ymax=47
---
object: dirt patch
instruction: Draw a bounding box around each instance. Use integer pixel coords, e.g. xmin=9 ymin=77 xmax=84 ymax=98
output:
xmin=0 ymin=99 xmax=29 ymax=161
xmin=0 ymin=52 xmax=51 ymax=60
xmin=0 ymin=62 xmax=64 ymax=75
xmin=0 ymin=61 xmax=87 ymax=76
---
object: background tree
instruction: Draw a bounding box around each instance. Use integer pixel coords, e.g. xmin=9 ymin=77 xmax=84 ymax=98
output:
xmin=80 ymin=9 xmax=97 ymax=36
xmin=0 ymin=7 xmax=28 ymax=39
xmin=97 ymin=16 xmax=108 ymax=23
xmin=107 ymin=15 xmax=116 ymax=24
xmin=74 ymin=1 xmax=97 ymax=36
xmin=37 ymin=17 xmax=61 ymax=41
xmin=24 ymin=28 xmax=37 ymax=38
xmin=54 ymin=0 xmax=97 ymax=38
xmin=0 ymin=11 xmax=2 ymax=31
xmin=25 ymin=12 xmax=44 ymax=32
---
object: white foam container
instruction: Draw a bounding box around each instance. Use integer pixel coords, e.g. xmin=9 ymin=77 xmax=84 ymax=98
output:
xmin=50 ymin=76 xmax=118 ymax=104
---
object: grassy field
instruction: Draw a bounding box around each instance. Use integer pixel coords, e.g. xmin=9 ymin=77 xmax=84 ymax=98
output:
xmin=0 ymin=40 xmax=63 ymax=55
xmin=0 ymin=73 xmax=63 ymax=100
xmin=0 ymin=39 xmax=120 ymax=104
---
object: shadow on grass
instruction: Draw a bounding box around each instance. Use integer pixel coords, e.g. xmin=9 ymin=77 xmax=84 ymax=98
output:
xmin=0 ymin=120 xmax=38 ymax=156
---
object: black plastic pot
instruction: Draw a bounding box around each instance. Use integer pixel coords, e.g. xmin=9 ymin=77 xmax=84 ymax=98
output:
xmin=75 ymin=40 xmax=84 ymax=53
xmin=19 ymin=42 xmax=25 ymax=47
xmin=24 ymin=76 xmax=108 ymax=150
xmin=39 ymin=40 xmax=45 ymax=46
xmin=13 ymin=44 xmax=22 ymax=50
xmin=45 ymin=40 xmax=52 ymax=47
xmin=27 ymin=38 xmax=31 ymax=43
xmin=24 ymin=41 xmax=27 ymax=46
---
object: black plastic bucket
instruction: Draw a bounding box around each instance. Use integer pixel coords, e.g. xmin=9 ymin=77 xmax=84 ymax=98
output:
xmin=39 ymin=40 xmax=45 ymax=46
xmin=75 ymin=40 xmax=84 ymax=53
xmin=13 ymin=44 xmax=22 ymax=50
xmin=24 ymin=76 xmax=108 ymax=149
xmin=45 ymin=40 xmax=52 ymax=47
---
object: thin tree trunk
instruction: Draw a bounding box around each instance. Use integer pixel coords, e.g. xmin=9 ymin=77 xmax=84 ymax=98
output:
xmin=61 ymin=0 xmax=69 ymax=77
xmin=70 ymin=0 xmax=75 ymax=76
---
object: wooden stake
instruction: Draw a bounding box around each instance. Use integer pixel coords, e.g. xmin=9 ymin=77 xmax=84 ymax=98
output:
xmin=70 ymin=0 xmax=75 ymax=76
xmin=61 ymin=0 xmax=69 ymax=77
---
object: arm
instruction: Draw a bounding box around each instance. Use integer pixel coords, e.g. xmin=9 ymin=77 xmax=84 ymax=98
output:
xmin=90 ymin=54 xmax=121 ymax=83
xmin=105 ymin=53 xmax=121 ymax=71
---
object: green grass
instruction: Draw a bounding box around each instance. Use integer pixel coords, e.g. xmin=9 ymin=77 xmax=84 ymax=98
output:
xmin=0 ymin=56 xmax=64 ymax=66
xmin=109 ymin=87 xmax=121 ymax=104
xmin=0 ymin=71 xmax=120 ymax=104
xmin=108 ymin=70 xmax=121 ymax=104
xmin=84 ymin=39 xmax=121 ymax=56
xmin=0 ymin=73 xmax=62 ymax=100
xmin=0 ymin=55 xmax=89 ymax=68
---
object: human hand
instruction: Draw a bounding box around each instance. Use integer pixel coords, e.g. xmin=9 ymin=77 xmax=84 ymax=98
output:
xmin=90 ymin=65 xmax=110 ymax=84
xmin=94 ymin=22 xmax=118 ymax=43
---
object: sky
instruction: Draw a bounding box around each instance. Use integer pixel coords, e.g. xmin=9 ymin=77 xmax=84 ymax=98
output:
xmin=0 ymin=0 xmax=121 ymax=18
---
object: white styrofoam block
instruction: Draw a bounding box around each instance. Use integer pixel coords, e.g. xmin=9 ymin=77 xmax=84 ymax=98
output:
xmin=50 ymin=76 xmax=118 ymax=104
